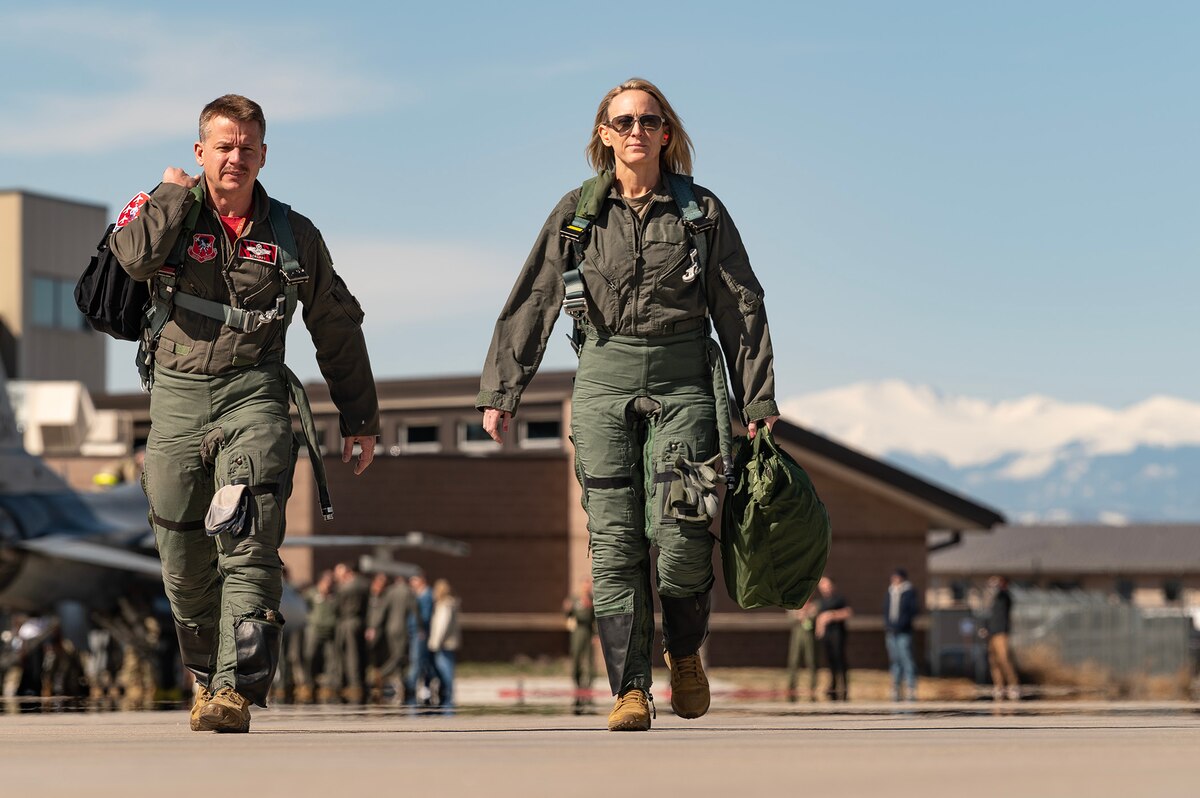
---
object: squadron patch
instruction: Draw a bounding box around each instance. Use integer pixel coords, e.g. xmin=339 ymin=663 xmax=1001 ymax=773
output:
xmin=115 ymin=192 xmax=150 ymax=229
xmin=187 ymin=234 xmax=217 ymax=263
xmin=238 ymin=239 xmax=278 ymax=265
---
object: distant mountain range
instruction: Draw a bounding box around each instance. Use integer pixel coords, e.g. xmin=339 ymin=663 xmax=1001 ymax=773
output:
xmin=780 ymin=381 xmax=1200 ymax=523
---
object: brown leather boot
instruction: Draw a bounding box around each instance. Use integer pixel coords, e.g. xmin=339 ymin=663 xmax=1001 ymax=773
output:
xmin=664 ymin=652 xmax=710 ymax=719
xmin=189 ymin=685 xmax=212 ymax=732
xmin=607 ymin=689 xmax=653 ymax=732
xmin=196 ymin=687 xmax=251 ymax=733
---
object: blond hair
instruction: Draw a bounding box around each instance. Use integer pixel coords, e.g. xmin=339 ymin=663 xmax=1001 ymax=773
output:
xmin=433 ymin=578 xmax=453 ymax=603
xmin=585 ymin=78 xmax=693 ymax=175
xmin=199 ymin=94 xmax=266 ymax=142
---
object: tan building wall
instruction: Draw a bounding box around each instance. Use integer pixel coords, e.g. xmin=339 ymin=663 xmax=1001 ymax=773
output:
xmin=0 ymin=191 xmax=107 ymax=392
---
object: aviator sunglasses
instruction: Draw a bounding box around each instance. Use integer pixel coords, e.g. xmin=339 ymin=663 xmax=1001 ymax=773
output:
xmin=604 ymin=114 xmax=665 ymax=135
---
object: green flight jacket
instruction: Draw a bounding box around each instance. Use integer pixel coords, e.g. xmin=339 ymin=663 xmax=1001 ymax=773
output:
xmin=477 ymin=178 xmax=778 ymax=424
xmin=110 ymin=180 xmax=380 ymax=437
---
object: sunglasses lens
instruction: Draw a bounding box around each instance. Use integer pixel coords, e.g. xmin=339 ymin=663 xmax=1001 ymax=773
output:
xmin=640 ymin=115 xmax=663 ymax=132
xmin=609 ymin=115 xmax=635 ymax=134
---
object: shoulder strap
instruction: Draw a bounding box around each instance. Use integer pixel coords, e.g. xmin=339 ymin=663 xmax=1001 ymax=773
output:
xmin=138 ymin=184 xmax=205 ymax=389
xmin=559 ymin=172 xmax=614 ymax=341
xmin=663 ymin=172 xmax=714 ymax=284
xmin=268 ymin=198 xmax=304 ymax=333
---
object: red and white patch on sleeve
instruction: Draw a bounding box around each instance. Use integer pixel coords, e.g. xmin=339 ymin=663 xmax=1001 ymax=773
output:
xmin=238 ymin=239 xmax=279 ymax=265
xmin=115 ymin=192 xmax=150 ymax=229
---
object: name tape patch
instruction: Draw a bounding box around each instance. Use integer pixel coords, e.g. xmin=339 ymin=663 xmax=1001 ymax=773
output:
xmin=239 ymin=239 xmax=278 ymax=265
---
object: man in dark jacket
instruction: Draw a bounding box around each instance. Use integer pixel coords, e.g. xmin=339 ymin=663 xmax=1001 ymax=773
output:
xmin=883 ymin=568 xmax=919 ymax=701
xmin=984 ymin=575 xmax=1020 ymax=700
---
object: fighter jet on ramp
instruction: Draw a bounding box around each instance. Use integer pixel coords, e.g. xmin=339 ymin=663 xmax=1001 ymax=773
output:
xmin=0 ymin=361 xmax=468 ymax=620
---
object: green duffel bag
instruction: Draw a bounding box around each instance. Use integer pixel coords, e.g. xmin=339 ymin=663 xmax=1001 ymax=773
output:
xmin=721 ymin=427 xmax=832 ymax=609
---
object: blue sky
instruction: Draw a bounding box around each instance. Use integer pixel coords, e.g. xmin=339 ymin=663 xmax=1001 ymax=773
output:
xmin=1 ymin=2 xmax=1195 ymax=407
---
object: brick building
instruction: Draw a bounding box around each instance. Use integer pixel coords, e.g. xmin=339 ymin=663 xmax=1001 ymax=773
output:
xmin=97 ymin=370 xmax=1004 ymax=668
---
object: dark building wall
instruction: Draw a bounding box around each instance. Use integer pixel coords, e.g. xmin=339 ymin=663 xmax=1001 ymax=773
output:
xmin=303 ymin=453 xmax=571 ymax=617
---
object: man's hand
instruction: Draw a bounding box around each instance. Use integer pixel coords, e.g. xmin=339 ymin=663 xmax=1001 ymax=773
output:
xmin=342 ymin=436 xmax=376 ymax=475
xmin=162 ymin=167 xmax=199 ymax=188
xmin=482 ymin=407 xmax=511 ymax=444
xmin=747 ymin=414 xmax=780 ymax=440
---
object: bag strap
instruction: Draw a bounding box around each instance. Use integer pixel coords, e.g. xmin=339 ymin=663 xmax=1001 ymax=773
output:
xmin=138 ymin=184 xmax=205 ymax=389
xmin=663 ymin=172 xmax=715 ymax=288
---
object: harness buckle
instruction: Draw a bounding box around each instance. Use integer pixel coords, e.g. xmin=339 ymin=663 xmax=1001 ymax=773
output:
xmin=562 ymin=294 xmax=587 ymax=319
xmin=242 ymin=295 xmax=287 ymax=333
xmin=282 ymin=266 xmax=309 ymax=286
xmin=560 ymin=216 xmax=592 ymax=243
xmin=683 ymin=216 xmax=715 ymax=234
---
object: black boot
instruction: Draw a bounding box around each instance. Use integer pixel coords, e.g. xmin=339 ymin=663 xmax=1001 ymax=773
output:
xmin=660 ymin=591 xmax=712 ymax=719
xmin=660 ymin=590 xmax=711 ymax=658
xmin=175 ymin=621 xmax=216 ymax=687
xmin=595 ymin=613 xmax=634 ymax=697
xmin=233 ymin=610 xmax=284 ymax=708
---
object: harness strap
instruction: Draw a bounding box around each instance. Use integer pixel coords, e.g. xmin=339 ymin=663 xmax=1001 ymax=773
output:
xmin=663 ymin=172 xmax=714 ymax=288
xmin=268 ymin=199 xmax=305 ymax=331
xmin=173 ymin=291 xmax=286 ymax=334
xmin=285 ymin=365 xmax=334 ymax=521
xmin=153 ymin=514 xmax=205 ymax=532
xmin=560 ymin=172 xmax=615 ymax=353
xmin=138 ymin=184 xmax=206 ymax=390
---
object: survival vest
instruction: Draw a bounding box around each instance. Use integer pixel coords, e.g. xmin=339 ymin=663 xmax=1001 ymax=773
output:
xmin=137 ymin=188 xmax=334 ymax=521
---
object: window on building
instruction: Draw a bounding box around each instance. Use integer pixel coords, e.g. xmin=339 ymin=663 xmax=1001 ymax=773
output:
xmin=31 ymin=276 xmax=86 ymax=331
xmin=458 ymin=421 xmax=500 ymax=452
xmin=58 ymin=284 xmax=84 ymax=330
xmin=400 ymin=423 xmax=441 ymax=453
xmin=519 ymin=419 xmax=562 ymax=449
xmin=1163 ymin=580 xmax=1182 ymax=603
xmin=1115 ymin=579 xmax=1134 ymax=602
xmin=32 ymin=278 xmax=56 ymax=327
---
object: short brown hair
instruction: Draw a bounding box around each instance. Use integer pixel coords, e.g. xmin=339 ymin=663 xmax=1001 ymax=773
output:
xmin=199 ymin=94 xmax=266 ymax=142
xmin=586 ymin=78 xmax=694 ymax=175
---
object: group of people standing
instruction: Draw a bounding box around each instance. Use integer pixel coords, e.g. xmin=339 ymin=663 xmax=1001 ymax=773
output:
xmin=786 ymin=572 xmax=1018 ymax=702
xmin=295 ymin=566 xmax=460 ymax=708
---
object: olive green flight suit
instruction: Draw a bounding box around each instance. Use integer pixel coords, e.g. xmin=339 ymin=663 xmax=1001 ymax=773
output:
xmin=111 ymin=179 xmax=380 ymax=706
xmin=479 ymin=175 xmax=778 ymax=696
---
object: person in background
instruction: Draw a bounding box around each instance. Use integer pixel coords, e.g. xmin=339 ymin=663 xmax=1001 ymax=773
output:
xmin=364 ymin=573 xmax=391 ymax=701
xmin=563 ymin=579 xmax=598 ymax=711
xmin=815 ymin=577 xmax=853 ymax=701
xmin=380 ymin=572 xmax=416 ymax=702
xmin=301 ymin=570 xmax=337 ymax=701
xmin=983 ymin=575 xmax=1020 ymax=701
xmin=428 ymin=578 xmax=461 ymax=708
xmin=785 ymin=596 xmax=819 ymax=702
xmin=883 ymin=567 xmax=919 ymax=702
xmin=333 ymin=563 xmax=369 ymax=702
xmin=406 ymin=573 xmax=435 ymax=705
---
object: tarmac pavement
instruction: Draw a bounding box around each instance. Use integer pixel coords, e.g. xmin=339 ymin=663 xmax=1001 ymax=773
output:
xmin=1 ymin=691 xmax=1197 ymax=798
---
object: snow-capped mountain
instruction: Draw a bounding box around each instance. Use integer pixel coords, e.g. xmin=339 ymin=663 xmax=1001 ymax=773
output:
xmin=780 ymin=381 xmax=1200 ymax=522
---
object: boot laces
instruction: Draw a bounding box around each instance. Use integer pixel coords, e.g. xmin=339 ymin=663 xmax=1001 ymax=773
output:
xmin=675 ymin=654 xmax=703 ymax=681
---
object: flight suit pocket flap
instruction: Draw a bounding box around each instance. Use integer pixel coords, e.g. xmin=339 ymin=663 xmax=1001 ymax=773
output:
xmin=205 ymin=484 xmax=250 ymax=538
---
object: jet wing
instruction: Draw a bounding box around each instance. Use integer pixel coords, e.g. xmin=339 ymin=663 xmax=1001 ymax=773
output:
xmin=15 ymin=535 xmax=163 ymax=577
xmin=280 ymin=531 xmax=470 ymax=557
